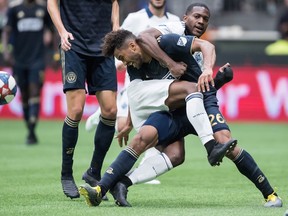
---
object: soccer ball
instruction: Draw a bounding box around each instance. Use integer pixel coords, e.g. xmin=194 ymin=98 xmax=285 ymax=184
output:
xmin=0 ymin=71 xmax=17 ymax=105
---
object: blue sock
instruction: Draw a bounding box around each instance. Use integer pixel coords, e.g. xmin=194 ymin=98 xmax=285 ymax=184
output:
xmin=61 ymin=116 xmax=79 ymax=177
xmin=234 ymin=149 xmax=274 ymax=199
xmin=99 ymin=147 xmax=138 ymax=196
xmin=89 ymin=115 xmax=116 ymax=179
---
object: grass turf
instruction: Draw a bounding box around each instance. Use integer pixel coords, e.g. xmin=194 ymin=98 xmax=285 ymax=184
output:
xmin=0 ymin=119 xmax=287 ymax=216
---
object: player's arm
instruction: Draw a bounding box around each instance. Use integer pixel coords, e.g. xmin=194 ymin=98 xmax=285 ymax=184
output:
xmin=111 ymin=0 xmax=120 ymax=31
xmin=47 ymin=0 xmax=74 ymax=51
xmin=137 ymin=28 xmax=187 ymax=78
xmin=191 ymin=38 xmax=216 ymax=92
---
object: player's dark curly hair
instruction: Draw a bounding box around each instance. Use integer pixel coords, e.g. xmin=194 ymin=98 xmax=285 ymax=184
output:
xmin=102 ymin=30 xmax=136 ymax=56
xmin=185 ymin=3 xmax=210 ymax=16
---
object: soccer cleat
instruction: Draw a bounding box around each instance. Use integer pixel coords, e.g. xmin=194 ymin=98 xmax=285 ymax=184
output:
xmin=79 ymin=184 xmax=102 ymax=207
xmin=82 ymin=170 xmax=108 ymax=201
xmin=264 ymin=193 xmax=283 ymax=207
xmin=26 ymin=132 xmax=38 ymax=145
xmin=109 ymin=182 xmax=131 ymax=207
xmin=214 ymin=66 xmax=233 ymax=90
xmin=208 ymin=139 xmax=237 ymax=166
xmin=61 ymin=176 xmax=80 ymax=199
xmin=85 ymin=110 xmax=100 ymax=132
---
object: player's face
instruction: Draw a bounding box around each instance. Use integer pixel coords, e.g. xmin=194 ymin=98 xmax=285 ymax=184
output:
xmin=149 ymin=0 xmax=166 ymax=9
xmin=114 ymin=42 xmax=144 ymax=69
xmin=183 ymin=6 xmax=210 ymax=38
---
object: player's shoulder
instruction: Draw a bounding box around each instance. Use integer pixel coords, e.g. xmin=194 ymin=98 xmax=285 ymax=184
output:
xmin=126 ymin=8 xmax=147 ymax=18
xmin=166 ymin=12 xmax=181 ymax=21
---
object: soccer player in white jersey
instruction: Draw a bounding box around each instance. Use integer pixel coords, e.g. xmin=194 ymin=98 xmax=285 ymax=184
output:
xmin=111 ymin=3 xmax=282 ymax=208
xmin=85 ymin=0 xmax=180 ymax=184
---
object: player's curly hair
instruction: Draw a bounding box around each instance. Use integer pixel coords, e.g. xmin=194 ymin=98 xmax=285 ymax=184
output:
xmin=102 ymin=29 xmax=136 ymax=56
xmin=185 ymin=3 xmax=210 ymax=16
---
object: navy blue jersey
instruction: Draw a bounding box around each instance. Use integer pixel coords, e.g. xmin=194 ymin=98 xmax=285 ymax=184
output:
xmin=6 ymin=2 xmax=53 ymax=67
xmin=60 ymin=0 xmax=113 ymax=56
xmin=127 ymin=34 xmax=202 ymax=82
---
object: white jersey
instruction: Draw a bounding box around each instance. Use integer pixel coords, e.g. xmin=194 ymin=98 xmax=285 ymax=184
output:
xmin=154 ymin=21 xmax=204 ymax=71
xmin=121 ymin=8 xmax=180 ymax=36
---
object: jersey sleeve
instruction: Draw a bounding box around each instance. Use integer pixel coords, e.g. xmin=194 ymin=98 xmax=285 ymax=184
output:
xmin=158 ymin=33 xmax=194 ymax=56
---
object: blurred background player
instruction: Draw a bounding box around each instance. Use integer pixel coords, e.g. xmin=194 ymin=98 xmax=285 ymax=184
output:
xmin=47 ymin=0 xmax=119 ymax=199
xmin=2 ymin=0 xmax=54 ymax=145
xmin=85 ymin=0 xmax=180 ymax=185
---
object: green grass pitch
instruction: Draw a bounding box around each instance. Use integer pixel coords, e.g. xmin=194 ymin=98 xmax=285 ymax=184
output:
xmin=0 ymin=119 xmax=287 ymax=216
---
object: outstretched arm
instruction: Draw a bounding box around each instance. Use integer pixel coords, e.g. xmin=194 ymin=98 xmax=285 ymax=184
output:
xmin=137 ymin=28 xmax=187 ymax=78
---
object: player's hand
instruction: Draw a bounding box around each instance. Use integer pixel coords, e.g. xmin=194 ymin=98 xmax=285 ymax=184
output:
xmin=168 ymin=61 xmax=187 ymax=78
xmin=197 ymin=68 xmax=214 ymax=92
xmin=60 ymin=30 xmax=74 ymax=51
xmin=115 ymin=125 xmax=133 ymax=147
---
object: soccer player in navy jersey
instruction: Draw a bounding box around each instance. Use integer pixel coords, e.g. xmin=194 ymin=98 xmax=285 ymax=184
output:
xmin=47 ymin=0 xmax=119 ymax=199
xmin=2 ymin=0 xmax=54 ymax=145
xmin=114 ymin=2 xmax=282 ymax=208
xmin=78 ymin=29 xmax=239 ymax=207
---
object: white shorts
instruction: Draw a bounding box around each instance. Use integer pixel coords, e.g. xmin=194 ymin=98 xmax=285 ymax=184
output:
xmin=127 ymin=79 xmax=174 ymax=131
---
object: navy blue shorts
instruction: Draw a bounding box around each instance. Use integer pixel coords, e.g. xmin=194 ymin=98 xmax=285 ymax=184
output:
xmin=203 ymin=89 xmax=230 ymax=133
xmin=143 ymin=109 xmax=197 ymax=147
xmin=13 ymin=60 xmax=45 ymax=89
xmin=142 ymin=94 xmax=229 ymax=147
xmin=61 ymin=49 xmax=117 ymax=95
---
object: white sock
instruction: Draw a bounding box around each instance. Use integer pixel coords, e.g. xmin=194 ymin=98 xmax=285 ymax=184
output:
xmin=139 ymin=147 xmax=160 ymax=165
xmin=128 ymin=152 xmax=173 ymax=185
xmin=185 ymin=92 xmax=214 ymax=145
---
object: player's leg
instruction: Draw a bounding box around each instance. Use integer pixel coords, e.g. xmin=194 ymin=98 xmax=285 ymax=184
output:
xmin=207 ymin=103 xmax=282 ymax=207
xmin=85 ymin=107 xmax=101 ymax=132
xmin=79 ymin=124 xmax=159 ymax=207
xmin=25 ymin=66 xmax=45 ymax=144
xmin=167 ymin=80 xmax=237 ymax=165
xmin=82 ymin=56 xmax=117 ymax=199
xmin=61 ymin=89 xmax=86 ymax=199
xmin=13 ymin=67 xmax=30 ymax=144
xmin=60 ymin=49 xmax=86 ymax=199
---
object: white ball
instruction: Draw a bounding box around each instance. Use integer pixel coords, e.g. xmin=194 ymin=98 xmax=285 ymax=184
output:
xmin=0 ymin=71 xmax=17 ymax=105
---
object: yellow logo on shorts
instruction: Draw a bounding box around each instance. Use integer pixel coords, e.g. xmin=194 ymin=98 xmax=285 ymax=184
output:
xmin=66 ymin=72 xmax=77 ymax=83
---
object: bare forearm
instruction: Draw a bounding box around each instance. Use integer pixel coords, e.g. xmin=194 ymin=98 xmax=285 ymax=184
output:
xmin=111 ymin=0 xmax=120 ymax=31
xmin=47 ymin=0 xmax=66 ymax=36
xmin=137 ymin=30 xmax=175 ymax=69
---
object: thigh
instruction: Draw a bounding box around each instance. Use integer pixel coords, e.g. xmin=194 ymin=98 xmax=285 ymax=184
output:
xmin=127 ymin=79 xmax=172 ymax=131
xmin=13 ymin=66 xmax=28 ymax=89
xmin=87 ymin=56 xmax=117 ymax=94
xmin=61 ymin=49 xmax=87 ymax=93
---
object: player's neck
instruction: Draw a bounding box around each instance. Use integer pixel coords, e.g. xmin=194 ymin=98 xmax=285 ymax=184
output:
xmin=148 ymin=5 xmax=165 ymax=18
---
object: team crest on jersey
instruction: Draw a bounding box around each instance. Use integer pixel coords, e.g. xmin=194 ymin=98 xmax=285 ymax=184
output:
xmin=177 ymin=37 xmax=187 ymax=46
xmin=66 ymin=72 xmax=77 ymax=83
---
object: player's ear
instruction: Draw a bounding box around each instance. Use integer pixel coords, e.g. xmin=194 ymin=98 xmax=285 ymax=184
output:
xmin=129 ymin=41 xmax=137 ymax=51
xmin=183 ymin=14 xmax=187 ymax=22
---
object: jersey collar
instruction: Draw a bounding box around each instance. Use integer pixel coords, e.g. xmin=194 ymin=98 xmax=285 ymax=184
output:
xmin=145 ymin=7 xmax=168 ymax=18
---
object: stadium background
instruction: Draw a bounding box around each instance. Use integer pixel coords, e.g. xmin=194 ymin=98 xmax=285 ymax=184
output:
xmin=0 ymin=0 xmax=287 ymax=122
